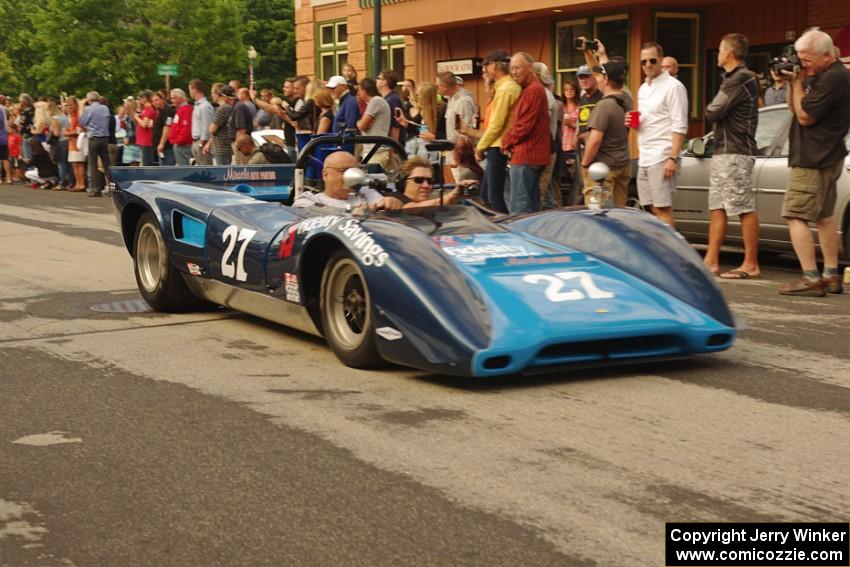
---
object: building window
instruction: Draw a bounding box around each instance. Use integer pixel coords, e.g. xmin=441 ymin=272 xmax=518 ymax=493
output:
xmin=556 ymin=15 xmax=629 ymax=90
xmin=366 ymin=35 xmax=406 ymax=77
xmin=317 ymin=19 xmax=348 ymax=80
xmin=655 ymin=12 xmax=700 ymax=119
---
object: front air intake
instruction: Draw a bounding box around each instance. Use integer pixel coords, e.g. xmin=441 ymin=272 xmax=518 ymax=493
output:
xmin=535 ymin=335 xmax=682 ymax=363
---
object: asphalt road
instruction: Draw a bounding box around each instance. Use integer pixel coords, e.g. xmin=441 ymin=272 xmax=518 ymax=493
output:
xmin=1 ymin=184 xmax=849 ymax=566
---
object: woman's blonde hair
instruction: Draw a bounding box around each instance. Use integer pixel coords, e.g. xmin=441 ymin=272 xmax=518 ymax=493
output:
xmin=313 ymin=87 xmax=334 ymax=110
xmin=417 ymin=81 xmax=438 ymax=134
xmin=33 ymin=101 xmax=51 ymax=132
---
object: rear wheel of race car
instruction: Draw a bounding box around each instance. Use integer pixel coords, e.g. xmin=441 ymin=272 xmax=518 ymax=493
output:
xmin=320 ymin=250 xmax=383 ymax=368
xmin=133 ymin=212 xmax=198 ymax=312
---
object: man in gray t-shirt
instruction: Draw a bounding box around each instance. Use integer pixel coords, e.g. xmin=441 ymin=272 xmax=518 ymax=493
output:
xmin=355 ymin=78 xmax=392 ymax=166
xmin=579 ymin=61 xmax=632 ymax=207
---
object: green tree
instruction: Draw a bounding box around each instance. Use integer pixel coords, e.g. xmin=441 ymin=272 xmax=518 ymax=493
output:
xmin=245 ymin=0 xmax=296 ymax=90
xmin=0 ymin=0 xmax=295 ymax=101
xmin=0 ymin=0 xmax=38 ymax=94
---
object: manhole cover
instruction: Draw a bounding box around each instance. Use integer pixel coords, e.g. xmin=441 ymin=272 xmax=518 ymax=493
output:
xmin=90 ymin=300 xmax=153 ymax=314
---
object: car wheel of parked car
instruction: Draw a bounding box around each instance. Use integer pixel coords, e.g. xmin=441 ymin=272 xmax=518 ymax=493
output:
xmin=320 ymin=250 xmax=383 ymax=368
xmin=133 ymin=212 xmax=199 ymax=312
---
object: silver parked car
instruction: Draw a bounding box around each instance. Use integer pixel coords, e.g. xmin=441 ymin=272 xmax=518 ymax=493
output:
xmin=675 ymin=104 xmax=850 ymax=260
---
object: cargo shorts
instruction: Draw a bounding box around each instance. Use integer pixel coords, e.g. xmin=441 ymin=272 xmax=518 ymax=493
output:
xmin=708 ymin=154 xmax=755 ymax=215
xmin=782 ymin=161 xmax=843 ymax=222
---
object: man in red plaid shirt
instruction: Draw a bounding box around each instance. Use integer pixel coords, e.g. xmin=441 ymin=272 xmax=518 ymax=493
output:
xmin=501 ymin=52 xmax=552 ymax=214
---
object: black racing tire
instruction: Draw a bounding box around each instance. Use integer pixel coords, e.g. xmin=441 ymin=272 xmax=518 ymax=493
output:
xmin=320 ymin=250 xmax=383 ymax=369
xmin=133 ymin=212 xmax=199 ymax=312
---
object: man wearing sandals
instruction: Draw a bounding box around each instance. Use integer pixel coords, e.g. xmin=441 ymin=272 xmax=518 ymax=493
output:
xmin=703 ymin=33 xmax=761 ymax=280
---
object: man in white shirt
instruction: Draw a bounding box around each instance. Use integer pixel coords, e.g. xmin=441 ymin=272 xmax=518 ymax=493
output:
xmin=293 ymin=151 xmax=402 ymax=211
xmin=189 ymin=79 xmax=215 ymax=165
xmin=633 ymin=42 xmax=689 ymax=228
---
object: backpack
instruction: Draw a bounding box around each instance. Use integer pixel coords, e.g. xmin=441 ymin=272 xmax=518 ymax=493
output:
xmin=259 ymin=142 xmax=290 ymax=164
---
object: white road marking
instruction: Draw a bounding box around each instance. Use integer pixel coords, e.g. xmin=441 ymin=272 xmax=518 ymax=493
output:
xmin=12 ymin=432 xmax=82 ymax=446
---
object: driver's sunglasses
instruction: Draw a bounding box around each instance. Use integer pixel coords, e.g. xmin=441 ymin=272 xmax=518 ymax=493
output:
xmin=640 ymin=58 xmax=658 ymax=66
xmin=411 ymin=176 xmax=433 ymax=184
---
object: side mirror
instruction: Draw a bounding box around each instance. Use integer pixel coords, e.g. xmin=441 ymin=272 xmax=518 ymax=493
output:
xmin=588 ymin=162 xmax=610 ymax=183
xmin=687 ymin=137 xmax=706 ymax=157
xmin=342 ymin=167 xmax=367 ymax=188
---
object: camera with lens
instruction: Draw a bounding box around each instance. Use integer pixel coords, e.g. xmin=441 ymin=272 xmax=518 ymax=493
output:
xmin=574 ymin=37 xmax=599 ymax=52
xmin=770 ymin=54 xmax=800 ymax=76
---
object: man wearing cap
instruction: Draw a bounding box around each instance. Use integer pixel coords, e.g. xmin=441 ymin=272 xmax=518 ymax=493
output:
xmin=327 ymin=75 xmax=361 ymax=133
xmin=578 ymin=61 xmax=633 ymax=207
xmin=633 ymin=41 xmax=689 ymax=228
xmin=574 ymin=64 xmax=603 ymax=204
xmin=475 ymin=49 xmax=521 ymax=214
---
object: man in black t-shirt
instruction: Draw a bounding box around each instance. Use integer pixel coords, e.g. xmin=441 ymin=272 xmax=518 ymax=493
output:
xmin=152 ymin=91 xmax=175 ymax=166
xmin=572 ymin=65 xmax=603 ymax=205
xmin=778 ymin=29 xmax=850 ymax=297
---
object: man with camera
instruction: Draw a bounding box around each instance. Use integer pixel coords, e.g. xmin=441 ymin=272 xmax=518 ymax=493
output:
xmin=574 ymin=39 xmax=605 ymax=207
xmin=778 ymin=28 xmax=850 ymax=296
xmin=703 ymin=33 xmax=761 ymax=280
xmin=764 ymin=67 xmax=788 ymax=106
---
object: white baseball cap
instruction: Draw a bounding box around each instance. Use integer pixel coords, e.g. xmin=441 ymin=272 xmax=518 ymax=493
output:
xmin=326 ymin=75 xmax=347 ymax=88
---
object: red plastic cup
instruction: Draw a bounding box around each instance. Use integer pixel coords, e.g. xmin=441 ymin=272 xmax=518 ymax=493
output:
xmin=627 ymin=110 xmax=640 ymax=129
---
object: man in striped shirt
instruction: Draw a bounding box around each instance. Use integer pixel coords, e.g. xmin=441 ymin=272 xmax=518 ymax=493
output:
xmin=501 ymin=52 xmax=551 ymax=214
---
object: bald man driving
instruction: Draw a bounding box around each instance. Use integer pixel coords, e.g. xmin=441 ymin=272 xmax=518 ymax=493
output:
xmin=292 ymin=151 xmax=402 ymax=211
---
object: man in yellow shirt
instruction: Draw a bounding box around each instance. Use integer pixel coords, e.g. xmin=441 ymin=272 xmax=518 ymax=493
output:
xmin=475 ymin=49 xmax=521 ymax=213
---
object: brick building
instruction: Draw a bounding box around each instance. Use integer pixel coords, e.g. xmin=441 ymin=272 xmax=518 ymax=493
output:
xmin=295 ymin=0 xmax=850 ymax=134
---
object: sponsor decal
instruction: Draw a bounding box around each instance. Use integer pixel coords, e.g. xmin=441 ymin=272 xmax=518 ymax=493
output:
xmin=296 ymin=215 xmax=389 ymax=267
xmin=376 ymin=327 xmax=403 ymax=341
xmin=187 ymin=262 xmax=203 ymax=276
xmin=223 ymin=167 xmax=277 ymax=182
xmin=284 ymin=272 xmax=300 ymax=303
xmin=440 ymin=243 xmax=544 ymax=264
xmin=278 ymin=225 xmax=298 ymax=259
xmin=504 ymin=255 xmax=572 ymax=266
xmin=434 ymin=234 xmax=551 ymax=265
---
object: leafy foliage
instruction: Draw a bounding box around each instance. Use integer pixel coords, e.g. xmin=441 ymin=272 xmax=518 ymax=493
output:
xmin=0 ymin=0 xmax=294 ymax=102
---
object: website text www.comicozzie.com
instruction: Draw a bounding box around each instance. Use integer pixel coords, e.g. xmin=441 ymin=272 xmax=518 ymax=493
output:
xmin=665 ymin=523 xmax=849 ymax=566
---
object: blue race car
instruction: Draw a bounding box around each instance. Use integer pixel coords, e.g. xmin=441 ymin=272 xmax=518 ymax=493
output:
xmin=109 ymin=135 xmax=735 ymax=377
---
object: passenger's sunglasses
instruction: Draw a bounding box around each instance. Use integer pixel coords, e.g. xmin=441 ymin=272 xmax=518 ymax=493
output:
xmin=640 ymin=58 xmax=658 ymax=66
xmin=410 ymin=176 xmax=433 ymax=184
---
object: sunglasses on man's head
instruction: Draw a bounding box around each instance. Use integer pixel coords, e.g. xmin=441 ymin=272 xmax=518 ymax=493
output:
xmin=410 ymin=176 xmax=433 ymax=184
xmin=640 ymin=58 xmax=658 ymax=66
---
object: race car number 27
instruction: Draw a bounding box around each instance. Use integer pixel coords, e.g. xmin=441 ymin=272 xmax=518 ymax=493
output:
xmin=523 ymin=271 xmax=614 ymax=302
xmin=222 ymin=225 xmax=257 ymax=281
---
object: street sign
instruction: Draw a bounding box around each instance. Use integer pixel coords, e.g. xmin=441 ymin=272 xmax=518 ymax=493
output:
xmin=157 ymin=64 xmax=178 ymax=76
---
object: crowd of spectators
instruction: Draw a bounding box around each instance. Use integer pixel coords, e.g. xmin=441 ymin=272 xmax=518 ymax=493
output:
xmin=1 ymin=27 xmax=847 ymax=295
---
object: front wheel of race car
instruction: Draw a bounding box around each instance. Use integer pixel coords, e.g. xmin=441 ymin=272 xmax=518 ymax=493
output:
xmin=133 ymin=212 xmax=198 ymax=312
xmin=320 ymin=250 xmax=383 ymax=369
